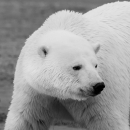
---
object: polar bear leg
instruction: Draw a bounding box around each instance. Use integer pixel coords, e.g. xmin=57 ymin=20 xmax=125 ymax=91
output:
xmin=61 ymin=100 xmax=129 ymax=130
xmin=84 ymin=114 xmax=129 ymax=130
xmin=4 ymin=109 xmax=52 ymax=130
xmin=4 ymin=96 xmax=74 ymax=130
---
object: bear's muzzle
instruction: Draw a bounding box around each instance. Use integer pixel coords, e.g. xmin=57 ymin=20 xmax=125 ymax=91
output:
xmin=92 ymin=82 xmax=105 ymax=96
xmin=79 ymin=82 xmax=105 ymax=98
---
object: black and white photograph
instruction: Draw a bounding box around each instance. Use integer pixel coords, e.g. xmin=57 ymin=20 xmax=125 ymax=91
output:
xmin=0 ymin=0 xmax=130 ymax=130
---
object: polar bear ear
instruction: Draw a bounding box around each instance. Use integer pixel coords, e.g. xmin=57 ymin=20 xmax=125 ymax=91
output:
xmin=38 ymin=46 xmax=48 ymax=58
xmin=92 ymin=43 xmax=100 ymax=54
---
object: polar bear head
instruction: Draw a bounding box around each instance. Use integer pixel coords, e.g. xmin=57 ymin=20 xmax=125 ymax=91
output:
xmin=17 ymin=11 xmax=105 ymax=101
xmin=21 ymin=30 xmax=104 ymax=101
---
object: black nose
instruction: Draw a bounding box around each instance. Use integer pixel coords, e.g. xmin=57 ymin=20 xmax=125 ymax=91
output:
xmin=92 ymin=82 xmax=105 ymax=96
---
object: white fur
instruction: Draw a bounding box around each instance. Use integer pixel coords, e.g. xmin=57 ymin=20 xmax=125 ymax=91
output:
xmin=4 ymin=1 xmax=130 ymax=130
xmin=63 ymin=1 xmax=130 ymax=130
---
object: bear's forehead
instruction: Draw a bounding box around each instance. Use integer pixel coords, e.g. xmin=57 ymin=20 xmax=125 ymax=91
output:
xmin=36 ymin=30 xmax=96 ymax=61
xmin=38 ymin=30 xmax=91 ymax=48
xmin=50 ymin=46 xmax=96 ymax=66
xmin=53 ymin=46 xmax=89 ymax=57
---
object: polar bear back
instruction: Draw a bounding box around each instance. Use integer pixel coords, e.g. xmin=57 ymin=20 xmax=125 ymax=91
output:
xmin=83 ymin=1 xmax=130 ymax=45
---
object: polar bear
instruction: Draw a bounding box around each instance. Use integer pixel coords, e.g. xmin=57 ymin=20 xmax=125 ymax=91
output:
xmin=4 ymin=1 xmax=130 ymax=130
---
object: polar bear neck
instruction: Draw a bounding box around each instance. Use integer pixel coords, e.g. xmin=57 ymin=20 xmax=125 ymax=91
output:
xmin=26 ymin=10 xmax=88 ymax=44
xmin=42 ymin=10 xmax=87 ymax=36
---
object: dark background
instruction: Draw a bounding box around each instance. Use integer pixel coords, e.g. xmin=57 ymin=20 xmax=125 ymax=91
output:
xmin=0 ymin=0 xmax=128 ymax=129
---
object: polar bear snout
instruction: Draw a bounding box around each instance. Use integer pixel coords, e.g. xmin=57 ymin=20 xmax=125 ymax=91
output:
xmin=79 ymin=82 xmax=105 ymax=98
xmin=92 ymin=82 xmax=105 ymax=96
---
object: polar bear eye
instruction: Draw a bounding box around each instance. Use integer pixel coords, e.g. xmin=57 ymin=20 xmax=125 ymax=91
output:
xmin=72 ymin=65 xmax=82 ymax=71
xmin=95 ymin=64 xmax=98 ymax=68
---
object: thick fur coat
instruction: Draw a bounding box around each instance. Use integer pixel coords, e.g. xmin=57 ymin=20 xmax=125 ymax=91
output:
xmin=4 ymin=1 xmax=130 ymax=130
